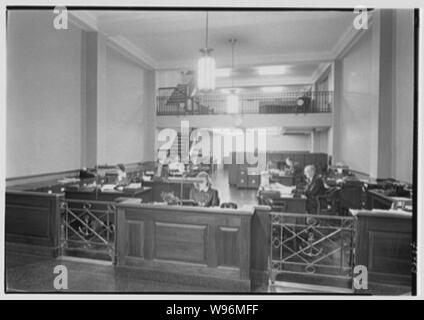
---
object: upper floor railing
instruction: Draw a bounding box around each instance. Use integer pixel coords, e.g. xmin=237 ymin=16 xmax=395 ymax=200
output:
xmin=157 ymin=88 xmax=333 ymax=116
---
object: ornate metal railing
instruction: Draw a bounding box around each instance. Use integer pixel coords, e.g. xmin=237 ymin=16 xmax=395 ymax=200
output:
xmin=60 ymin=199 xmax=116 ymax=261
xmin=157 ymin=89 xmax=333 ymax=116
xmin=270 ymin=212 xmax=356 ymax=289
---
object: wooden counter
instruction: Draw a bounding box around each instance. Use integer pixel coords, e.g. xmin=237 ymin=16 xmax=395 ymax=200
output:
xmin=366 ymin=189 xmax=412 ymax=210
xmin=115 ymin=201 xmax=255 ymax=291
xmin=143 ymin=178 xmax=194 ymax=202
xmin=257 ymin=190 xmax=306 ymax=213
xmin=351 ymin=209 xmax=413 ymax=287
xmin=65 ymin=187 xmax=153 ymax=203
xmin=5 ymin=190 xmax=63 ymax=257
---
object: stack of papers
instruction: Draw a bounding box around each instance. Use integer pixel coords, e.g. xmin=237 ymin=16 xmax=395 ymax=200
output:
xmin=125 ymin=183 xmax=142 ymax=189
xmin=57 ymin=177 xmax=80 ymax=184
xmin=264 ymin=183 xmax=296 ymax=196
xmin=101 ymin=184 xmax=116 ymax=191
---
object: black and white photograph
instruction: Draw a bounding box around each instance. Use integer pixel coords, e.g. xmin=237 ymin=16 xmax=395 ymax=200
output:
xmin=1 ymin=1 xmax=420 ymax=300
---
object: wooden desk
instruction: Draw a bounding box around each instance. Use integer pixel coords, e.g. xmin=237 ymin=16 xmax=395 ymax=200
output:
xmin=351 ymin=209 xmax=412 ymax=287
xmin=65 ymin=187 xmax=153 ymax=203
xmin=143 ymin=178 xmax=194 ymax=202
xmin=115 ymin=201 xmax=254 ymax=291
xmin=269 ymin=174 xmax=294 ymax=186
xmin=257 ymin=191 xmax=306 ymax=213
xmin=366 ymin=189 xmax=412 ymax=210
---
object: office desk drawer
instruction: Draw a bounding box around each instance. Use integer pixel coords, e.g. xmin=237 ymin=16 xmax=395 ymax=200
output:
xmin=248 ymin=175 xmax=260 ymax=189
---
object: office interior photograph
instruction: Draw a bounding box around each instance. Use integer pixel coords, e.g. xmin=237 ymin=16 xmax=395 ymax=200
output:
xmin=3 ymin=7 xmax=416 ymax=295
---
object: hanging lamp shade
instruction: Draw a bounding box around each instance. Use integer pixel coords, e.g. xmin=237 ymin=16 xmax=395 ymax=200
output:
xmin=226 ymin=38 xmax=238 ymax=114
xmin=197 ymin=49 xmax=216 ymax=91
xmin=197 ymin=12 xmax=215 ymax=91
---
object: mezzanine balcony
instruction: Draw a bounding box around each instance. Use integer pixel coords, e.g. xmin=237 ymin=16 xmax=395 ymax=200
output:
xmin=157 ymin=87 xmax=333 ymax=116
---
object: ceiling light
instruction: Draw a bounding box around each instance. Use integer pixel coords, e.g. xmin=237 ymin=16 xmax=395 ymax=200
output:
xmin=197 ymin=12 xmax=215 ymax=91
xmin=226 ymin=38 xmax=239 ymax=114
xmin=257 ymin=65 xmax=288 ymax=76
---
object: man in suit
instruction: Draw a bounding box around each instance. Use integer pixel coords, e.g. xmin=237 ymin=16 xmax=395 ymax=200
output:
xmin=303 ymin=165 xmax=327 ymax=214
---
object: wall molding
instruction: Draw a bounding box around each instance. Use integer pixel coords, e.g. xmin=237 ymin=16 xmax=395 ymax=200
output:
xmin=69 ymin=11 xmax=157 ymax=70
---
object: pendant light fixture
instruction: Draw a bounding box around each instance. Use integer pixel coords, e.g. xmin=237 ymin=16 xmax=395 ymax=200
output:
xmin=227 ymin=38 xmax=239 ymax=114
xmin=197 ymin=11 xmax=215 ymax=91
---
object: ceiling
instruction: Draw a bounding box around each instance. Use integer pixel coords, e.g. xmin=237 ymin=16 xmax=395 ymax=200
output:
xmin=76 ymin=10 xmax=356 ymax=75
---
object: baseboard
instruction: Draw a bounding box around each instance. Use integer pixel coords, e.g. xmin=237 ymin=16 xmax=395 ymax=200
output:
xmin=6 ymin=242 xmax=60 ymax=258
xmin=270 ymin=280 xmax=354 ymax=294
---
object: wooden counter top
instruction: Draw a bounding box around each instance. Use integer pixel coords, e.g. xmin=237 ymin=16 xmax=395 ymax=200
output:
xmin=116 ymin=200 xmax=255 ymax=216
xmin=350 ymin=208 xmax=412 ymax=219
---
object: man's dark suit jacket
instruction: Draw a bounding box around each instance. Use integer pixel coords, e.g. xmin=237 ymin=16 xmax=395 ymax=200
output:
xmin=304 ymin=174 xmax=327 ymax=214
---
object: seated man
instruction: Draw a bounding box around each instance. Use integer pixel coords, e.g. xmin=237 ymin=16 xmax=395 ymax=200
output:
xmin=303 ymin=165 xmax=327 ymax=214
xmin=189 ymin=171 xmax=220 ymax=207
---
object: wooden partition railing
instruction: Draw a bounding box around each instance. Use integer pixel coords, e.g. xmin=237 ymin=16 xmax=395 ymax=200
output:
xmin=157 ymin=90 xmax=333 ymax=116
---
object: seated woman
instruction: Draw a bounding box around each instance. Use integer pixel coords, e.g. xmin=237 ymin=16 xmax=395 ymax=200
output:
xmin=189 ymin=171 xmax=220 ymax=207
xmin=303 ymin=165 xmax=327 ymax=214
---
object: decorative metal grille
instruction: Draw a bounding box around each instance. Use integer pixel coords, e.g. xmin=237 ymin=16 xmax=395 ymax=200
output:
xmin=157 ymin=90 xmax=333 ymax=115
xmin=60 ymin=199 xmax=116 ymax=261
xmin=270 ymin=212 xmax=356 ymax=288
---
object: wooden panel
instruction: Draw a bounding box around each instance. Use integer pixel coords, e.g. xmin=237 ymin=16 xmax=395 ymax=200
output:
xmin=6 ymin=205 xmax=51 ymax=238
xmin=248 ymin=175 xmax=260 ymax=189
xmin=115 ymin=203 xmax=253 ymax=290
xmin=356 ymin=213 xmax=412 ymax=286
xmin=217 ymin=226 xmax=239 ymax=267
xmin=127 ymin=221 xmax=144 ymax=258
xmin=250 ymin=207 xmax=271 ymax=286
xmin=368 ymin=231 xmax=411 ymax=275
xmin=5 ymin=192 xmax=61 ymax=257
xmin=155 ymin=222 xmax=207 ymax=264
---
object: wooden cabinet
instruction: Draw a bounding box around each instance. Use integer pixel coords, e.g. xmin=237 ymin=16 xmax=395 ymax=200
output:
xmin=6 ymin=191 xmax=62 ymax=257
xmin=248 ymin=175 xmax=260 ymax=189
xmin=354 ymin=210 xmax=412 ymax=287
xmin=237 ymin=167 xmax=248 ymax=188
xmin=116 ymin=202 xmax=253 ymax=291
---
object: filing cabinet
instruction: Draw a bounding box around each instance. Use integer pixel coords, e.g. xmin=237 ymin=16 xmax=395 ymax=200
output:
xmin=248 ymin=175 xmax=260 ymax=189
xmin=237 ymin=168 xmax=248 ymax=188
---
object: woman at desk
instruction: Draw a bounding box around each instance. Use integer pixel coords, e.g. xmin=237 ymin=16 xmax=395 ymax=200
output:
xmin=303 ymin=165 xmax=326 ymax=214
xmin=189 ymin=172 xmax=220 ymax=207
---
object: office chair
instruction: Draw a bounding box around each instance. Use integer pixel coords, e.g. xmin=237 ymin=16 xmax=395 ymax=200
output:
xmin=316 ymin=187 xmax=341 ymax=215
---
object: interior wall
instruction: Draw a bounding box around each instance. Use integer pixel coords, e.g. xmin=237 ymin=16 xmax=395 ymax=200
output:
xmin=392 ymin=10 xmax=414 ymax=183
xmin=6 ymin=11 xmax=83 ymax=178
xmin=155 ymin=69 xmax=312 ymax=89
xmin=97 ymin=45 xmax=155 ymax=165
xmin=335 ymin=9 xmax=414 ymax=182
xmin=266 ymin=134 xmax=310 ymax=152
xmin=336 ymin=25 xmax=375 ymax=174
xmin=311 ymin=129 xmax=329 ymax=154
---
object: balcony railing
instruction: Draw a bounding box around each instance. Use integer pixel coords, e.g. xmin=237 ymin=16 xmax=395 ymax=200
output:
xmin=157 ymin=88 xmax=333 ymax=116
